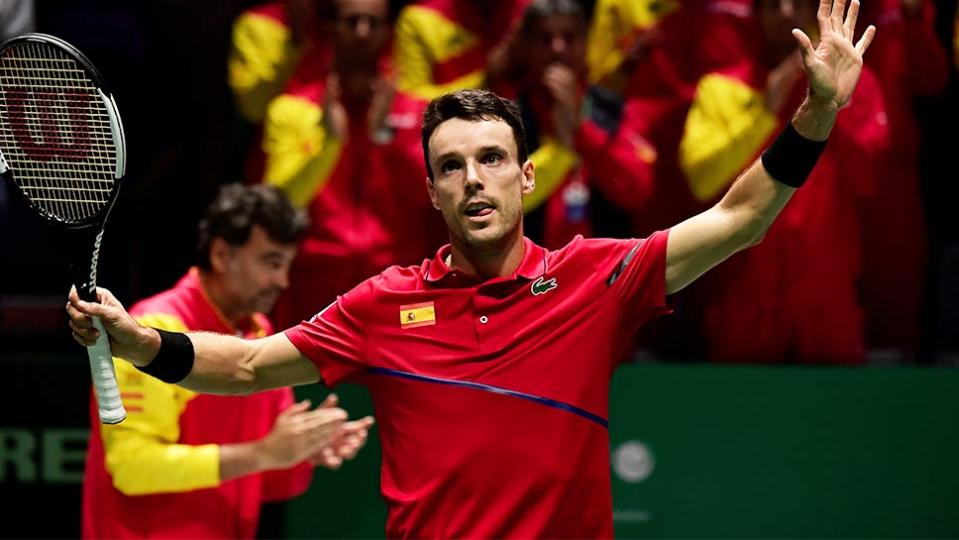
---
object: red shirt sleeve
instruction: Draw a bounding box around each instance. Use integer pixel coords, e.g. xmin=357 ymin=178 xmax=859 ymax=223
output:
xmin=604 ymin=229 xmax=672 ymax=318
xmin=284 ymin=280 xmax=374 ymax=386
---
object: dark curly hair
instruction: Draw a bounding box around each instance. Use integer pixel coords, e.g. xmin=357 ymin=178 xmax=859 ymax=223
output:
xmin=196 ymin=184 xmax=308 ymax=270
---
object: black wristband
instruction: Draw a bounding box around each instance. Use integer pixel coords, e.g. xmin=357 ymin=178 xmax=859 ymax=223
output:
xmin=136 ymin=329 xmax=195 ymax=383
xmin=760 ymin=122 xmax=828 ymax=188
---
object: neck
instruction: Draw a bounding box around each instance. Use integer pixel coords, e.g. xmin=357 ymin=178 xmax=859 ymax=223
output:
xmin=197 ymin=269 xmax=248 ymax=327
xmin=448 ymin=229 xmax=526 ymax=280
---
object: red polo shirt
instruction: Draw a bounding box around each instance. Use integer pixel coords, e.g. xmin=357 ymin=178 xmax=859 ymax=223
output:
xmin=286 ymin=231 xmax=671 ymax=538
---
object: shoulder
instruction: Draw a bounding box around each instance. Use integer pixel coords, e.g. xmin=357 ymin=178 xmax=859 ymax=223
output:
xmin=243 ymin=2 xmax=289 ymax=25
xmin=364 ymin=263 xmax=426 ymax=294
xmin=548 ymin=232 xmax=669 ymax=275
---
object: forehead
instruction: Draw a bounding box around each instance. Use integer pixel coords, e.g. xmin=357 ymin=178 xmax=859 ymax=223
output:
xmin=335 ymin=0 xmax=387 ymax=17
xmin=428 ymin=118 xmax=518 ymax=160
xmin=238 ymin=225 xmax=296 ymax=255
xmin=528 ymin=13 xmax=585 ymax=36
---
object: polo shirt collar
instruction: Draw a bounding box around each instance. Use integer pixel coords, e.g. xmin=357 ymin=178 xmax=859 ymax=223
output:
xmin=425 ymin=237 xmax=548 ymax=284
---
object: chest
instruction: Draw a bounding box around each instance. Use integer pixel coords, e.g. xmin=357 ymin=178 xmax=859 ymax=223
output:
xmin=365 ymin=272 xmax=623 ymax=387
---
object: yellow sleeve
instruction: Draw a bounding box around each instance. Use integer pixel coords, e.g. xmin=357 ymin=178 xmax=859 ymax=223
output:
xmin=227 ymin=10 xmax=300 ymax=123
xmin=955 ymin=12 xmax=959 ymax=71
xmin=261 ymin=94 xmax=344 ymax=207
xmin=393 ymin=5 xmax=486 ymax=100
xmin=679 ymin=73 xmax=779 ymax=202
xmin=101 ymin=314 xmax=219 ymax=496
xmin=524 ymin=139 xmax=579 ymax=213
xmin=586 ymin=0 xmax=679 ymax=85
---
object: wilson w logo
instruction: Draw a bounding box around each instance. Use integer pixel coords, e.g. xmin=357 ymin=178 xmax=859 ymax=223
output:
xmin=5 ymin=88 xmax=92 ymax=162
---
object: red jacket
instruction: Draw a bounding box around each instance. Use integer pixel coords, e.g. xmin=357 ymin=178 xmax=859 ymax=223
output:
xmin=82 ymin=270 xmax=312 ymax=539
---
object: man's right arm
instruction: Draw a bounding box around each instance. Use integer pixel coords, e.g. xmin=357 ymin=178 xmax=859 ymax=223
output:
xmin=67 ymin=287 xmax=321 ymax=394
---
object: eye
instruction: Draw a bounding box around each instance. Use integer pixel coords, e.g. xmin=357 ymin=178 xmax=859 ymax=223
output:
xmin=440 ymin=160 xmax=461 ymax=174
xmin=480 ymin=152 xmax=502 ymax=165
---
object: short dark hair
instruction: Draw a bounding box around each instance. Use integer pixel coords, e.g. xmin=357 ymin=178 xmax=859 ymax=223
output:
xmin=520 ymin=0 xmax=585 ymax=37
xmin=421 ymin=89 xmax=528 ymax=181
xmin=196 ymin=184 xmax=308 ymax=270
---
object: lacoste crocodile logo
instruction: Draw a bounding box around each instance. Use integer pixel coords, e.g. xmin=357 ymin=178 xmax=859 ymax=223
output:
xmin=531 ymin=276 xmax=558 ymax=296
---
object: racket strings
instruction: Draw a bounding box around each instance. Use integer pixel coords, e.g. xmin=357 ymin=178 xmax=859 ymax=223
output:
xmin=0 ymin=40 xmax=117 ymax=223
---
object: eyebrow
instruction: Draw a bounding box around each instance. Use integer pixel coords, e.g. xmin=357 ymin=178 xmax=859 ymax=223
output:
xmin=433 ymin=146 xmax=509 ymax=164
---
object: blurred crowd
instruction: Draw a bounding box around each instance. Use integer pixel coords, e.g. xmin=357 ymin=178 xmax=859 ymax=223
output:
xmin=5 ymin=0 xmax=959 ymax=365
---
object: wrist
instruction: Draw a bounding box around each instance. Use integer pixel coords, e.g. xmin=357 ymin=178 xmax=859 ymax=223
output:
xmin=791 ymin=97 xmax=838 ymax=141
xmin=132 ymin=326 xmax=161 ymax=367
xmin=134 ymin=329 xmax=195 ymax=383
xmin=249 ymin=439 xmax=276 ymax=472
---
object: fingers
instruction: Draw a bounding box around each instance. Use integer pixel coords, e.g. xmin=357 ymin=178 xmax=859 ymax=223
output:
xmin=317 ymin=393 xmax=338 ymax=409
xmin=843 ymin=0 xmax=860 ymax=39
xmin=280 ymin=399 xmax=312 ymax=418
xmin=340 ymin=416 xmax=375 ymax=433
xmin=792 ymin=29 xmax=816 ymax=64
xmin=69 ymin=319 xmax=98 ymax=346
xmin=830 ymin=0 xmax=847 ymax=33
xmin=855 ymin=24 xmax=876 ymax=55
xmin=816 ymin=0 xmax=833 ymax=35
xmin=66 ymin=288 xmax=106 ymax=336
xmin=300 ymin=407 xmax=348 ymax=429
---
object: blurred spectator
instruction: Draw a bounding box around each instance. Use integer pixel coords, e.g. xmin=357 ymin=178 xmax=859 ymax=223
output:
xmin=393 ymin=0 xmax=530 ymax=100
xmin=856 ymin=0 xmax=949 ymax=361
xmin=82 ymin=184 xmax=372 ymax=539
xmin=678 ymin=0 xmax=890 ymax=364
xmin=585 ymin=0 xmax=679 ymax=95
xmin=228 ymin=0 xmax=329 ymax=183
xmin=513 ymin=0 xmax=655 ymax=248
xmin=262 ymin=0 xmax=443 ymax=327
xmin=228 ymin=0 xmax=326 ymax=124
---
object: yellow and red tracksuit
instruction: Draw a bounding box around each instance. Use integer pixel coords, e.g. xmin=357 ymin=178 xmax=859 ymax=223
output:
xmin=678 ymin=33 xmax=890 ymax=364
xmin=393 ymin=0 xmax=529 ymax=100
xmin=585 ymin=0 xmax=681 ymax=89
xmin=857 ymin=0 xmax=949 ymax=355
xmin=228 ymin=2 xmax=326 ymax=123
xmin=613 ymin=0 xmax=748 ymax=236
xmin=82 ymin=269 xmax=312 ymax=539
xmin=228 ymin=2 xmax=329 ymax=183
xmin=262 ymin=75 xmax=444 ymax=327
xmin=519 ymin=91 xmax=656 ymax=249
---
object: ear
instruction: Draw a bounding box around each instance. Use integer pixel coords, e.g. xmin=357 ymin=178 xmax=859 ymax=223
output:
xmin=426 ymin=176 xmax=441 ymax=210
xmin=520 ymin=160 xmax=536 ymax=196
xmin=209 ymin=237 xmax=232 ymax=275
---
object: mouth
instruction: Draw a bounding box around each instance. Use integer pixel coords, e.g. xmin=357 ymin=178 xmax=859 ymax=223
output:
xmin=464 ymin=201 xmax=496 ymax=220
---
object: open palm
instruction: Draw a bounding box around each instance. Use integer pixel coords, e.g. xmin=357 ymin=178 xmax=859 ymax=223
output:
xmin=792 ymin=0 xmax=876 ymax=110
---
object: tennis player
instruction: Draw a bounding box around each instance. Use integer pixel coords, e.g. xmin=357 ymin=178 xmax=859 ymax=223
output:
xmin=69 ymin=1 xmax=874 ymax=536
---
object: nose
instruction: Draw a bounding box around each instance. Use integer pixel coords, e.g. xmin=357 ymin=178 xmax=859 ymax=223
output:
xmin=549 ymin=34 xmax=568 ymax=55
xmin=464 ymin=160 xmax=485 ymax=192
xmin=274 ymin=268 xmax=290 ymax=291
xmin=354 ymin=15 xmax=372 ymax=39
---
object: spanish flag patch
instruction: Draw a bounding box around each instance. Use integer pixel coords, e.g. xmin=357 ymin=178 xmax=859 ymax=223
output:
xmin=400 ymin=302 xmax=436 ymax=328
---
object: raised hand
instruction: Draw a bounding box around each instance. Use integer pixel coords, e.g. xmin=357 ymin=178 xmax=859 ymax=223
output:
xmin=323 ymin=73 xmax=349 ymax=140
xmin=542 ymin=63 xmax=582 ymax=148
xmin=792 ymin=0 xmax=876 ymax=111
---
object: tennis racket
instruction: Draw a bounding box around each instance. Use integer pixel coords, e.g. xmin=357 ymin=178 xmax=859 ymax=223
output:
xmin=0 ymin=33 xmax=127 ymax=424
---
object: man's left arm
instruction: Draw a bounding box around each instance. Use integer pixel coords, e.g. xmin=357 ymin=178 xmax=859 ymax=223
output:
xmin=664 ymin=0 xmax=876 ymax=294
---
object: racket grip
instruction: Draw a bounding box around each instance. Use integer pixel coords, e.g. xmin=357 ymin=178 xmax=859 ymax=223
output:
xmin=88 ymin=315 xmax=126 ymax=424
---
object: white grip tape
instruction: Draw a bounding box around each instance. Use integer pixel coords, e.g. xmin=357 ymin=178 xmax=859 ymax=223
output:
xmin=88 ymin=316 xmax=127 ymax=424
